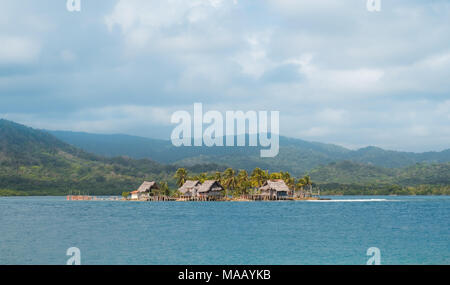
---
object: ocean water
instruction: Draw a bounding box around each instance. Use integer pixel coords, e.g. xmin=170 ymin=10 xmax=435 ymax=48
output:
xmin=0 ymin=196 xmax=448 ymax=265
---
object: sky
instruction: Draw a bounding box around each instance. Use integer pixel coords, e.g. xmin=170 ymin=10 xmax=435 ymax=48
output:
xmin=0 ymin=0 xmax=449 ymax=152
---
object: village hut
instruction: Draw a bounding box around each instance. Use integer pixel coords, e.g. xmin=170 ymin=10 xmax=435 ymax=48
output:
xmin=178 ymin=180 xmax=201 ymax=197
xmin=130 ymin=190 xmax=140 ymax=200
xmin=259 ymin=180 xmax=290 ymax=199
xmin=197 ymin=180 xmax=224 ymax=199
xmin=134 ymin=181 xmax=159 ymax=199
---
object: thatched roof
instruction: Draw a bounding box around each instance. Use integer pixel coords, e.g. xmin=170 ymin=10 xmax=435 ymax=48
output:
xmin=137 ymin=181 xmax=158 ymax=193
xmin=197 ymin=180 xmax=224 ymax=193
xmin=178 ymin=180 xmax=201 ymax=194
xmin=259 ymin=180 xmax=289 ymax=192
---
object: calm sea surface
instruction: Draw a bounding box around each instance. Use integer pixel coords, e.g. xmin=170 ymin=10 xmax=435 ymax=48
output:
xmin=0 ymin=196 xmax=448 ymax=265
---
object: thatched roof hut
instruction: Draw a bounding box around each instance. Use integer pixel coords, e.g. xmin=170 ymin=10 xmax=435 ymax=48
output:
xmin=259 ymin=180 xmax=289 ymax=198
xmin=260 ymin=180 xmax=289 ymax=192
xmin=197 ymin=180 xmax=224 ymax=197
xmin=137 ymin=181 xmax=159 ymax=193
xmin=178 ymin=180 xmax=201 ymax=196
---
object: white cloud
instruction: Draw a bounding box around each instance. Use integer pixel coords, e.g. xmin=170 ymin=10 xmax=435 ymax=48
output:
xmin=1 ymin=0 xmax=449 ymax=152
xmin=420 ymin=52 xmax=450 ymax=68
xmin=326 ymin=68 xmax=384 ymax=90
xmin=408 ymin=125 xmax=430 ymax=137
xmin=0 ymin=36 xmax=40 ymax=64
xmin=317 ymin=108 xmax=347 ymax=123
xmin=233 ymin=32 xmax=274 ymax=78
xmin=60 ymin=50 xmax=76 ymax=63
xmin=105 ymin=0 xmax=237 ymax=49
xmin=303 ymin=127 xmax=333 ymax=137
xmin=436 ymin=100 xmax=450 ymax=120
xmin=1 ymin=104 xmax=176 ymax=137
xmin=286 ymin=54 xmax=384 ymax=95
xmin=267 ymin=0 xmax=348 ymax=16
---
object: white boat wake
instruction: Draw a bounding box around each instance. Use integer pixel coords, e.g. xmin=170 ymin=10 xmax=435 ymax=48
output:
xmin=307 ymin=199 xmax=389 ymax=202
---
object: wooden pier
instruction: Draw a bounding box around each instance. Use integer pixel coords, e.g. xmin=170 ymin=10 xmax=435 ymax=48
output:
xmin=67 ymin=195 xmax=93 ymax=201
xmin=177 ymin=196 xmax=223 ymax=202
xmin=146 ymin=196 xmax=176 ymax=202
xmin=67 ymin=195 xmax=121 ymax=201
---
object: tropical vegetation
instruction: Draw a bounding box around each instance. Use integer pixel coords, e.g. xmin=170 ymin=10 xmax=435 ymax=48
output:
xmin=1 ymin=119 xmax=449 ymax=196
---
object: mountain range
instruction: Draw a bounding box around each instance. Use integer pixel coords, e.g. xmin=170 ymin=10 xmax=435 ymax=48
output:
xmin=0 ymin=119 xmax=222 ymax=196
xmin=0 ymin=119 xmax=449 ymax=196
xmin=48 ymin=130 xmax=450 ymax=175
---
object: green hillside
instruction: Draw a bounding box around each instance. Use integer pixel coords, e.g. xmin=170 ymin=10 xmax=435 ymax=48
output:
xmin=48 ymin=130 xmax=450 ymax=175
xmin=310 ymin=161 xmax=450 ymax=195
xmin=1 ymin=119 xmax=449 ymax=196
xmin=0 ymin=119 xmax=224 ymax=196
xmin=310 ymin=160 xmax=450 ymax=186
xmin=310 ymin=161 xmax=393 ymax=184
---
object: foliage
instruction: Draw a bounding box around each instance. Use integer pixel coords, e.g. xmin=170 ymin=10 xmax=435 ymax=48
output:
xmin=49 ymin=130 xmax=450 ymax=174
xmin=318 ymin=183 xmax=450 ymax=196
xmin=0 ymin=120 xmax=223 ymax=196
xmin=309 ymin=161 xmax=450 ymax=186
xmin=1 ymin=119 xmax=449 ymax=196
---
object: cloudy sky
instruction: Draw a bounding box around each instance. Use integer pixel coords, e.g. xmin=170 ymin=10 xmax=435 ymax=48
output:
xmin=0 ymin=0 xmax=449 ymax=152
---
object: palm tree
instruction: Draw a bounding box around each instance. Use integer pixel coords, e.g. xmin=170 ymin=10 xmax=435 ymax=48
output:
xmin=198 ymin=172 xmax=208 ymax=183
xmin=250 ymin=168 xmax=267 ymax=188
xmin=270 ymin=172 xmax=282 ymax=180
xmin=296 ymin=178 xmax=306 ymax=198
xmin=174 ymin=168 xmax=188 ymax=188
xmin=303 ymin=175 xmax=312 ymax=197
xmin=213 ymin=171 xmax=222 ymax=182
xmin=222 ymin=168 xmax=236 ymax=199
xmin=281 ymin=171 xmax=295 ymax=196
xmin=160 ymin=181 xmax=170 ymax=196
xmin=263 ymin=170 xmax=270 ymax=180
xmin=236 ymin=170 xmax=250 ymax=196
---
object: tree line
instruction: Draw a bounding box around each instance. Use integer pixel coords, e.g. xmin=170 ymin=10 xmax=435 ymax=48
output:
xmin=172 ymin=167 xmax=314 ymax=197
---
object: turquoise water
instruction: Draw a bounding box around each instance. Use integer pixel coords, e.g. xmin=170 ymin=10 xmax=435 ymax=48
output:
xmin=0 ymin=196 xmax=449 ymax=265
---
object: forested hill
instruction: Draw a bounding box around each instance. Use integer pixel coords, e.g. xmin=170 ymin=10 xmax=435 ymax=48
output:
xmin=0 ymin=119 xmax=224 ymax=196
xmin=310 ymin=160 xmax=450 ymax=186
xmin=0 ymin=119 xmax=449 ymax=196
xmin=48 ymin=130 xmax=450 ymax=175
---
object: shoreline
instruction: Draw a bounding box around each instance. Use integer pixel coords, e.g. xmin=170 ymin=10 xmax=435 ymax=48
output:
xmin=1 ymin=194 xmax=449 ymax=197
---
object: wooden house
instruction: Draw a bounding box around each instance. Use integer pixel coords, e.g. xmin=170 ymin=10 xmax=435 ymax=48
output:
xmin=259 ymin=180 xmax=290 ymax=199
xmin=130 ymin=190 xmax=139 ymax=200
xmin=178 ymin=180 xmax=201 ymax=197
xmin=197 ymin=180 xmax=224 ymax=199
xmin=134 ymin=181 xmax=159 ymax=200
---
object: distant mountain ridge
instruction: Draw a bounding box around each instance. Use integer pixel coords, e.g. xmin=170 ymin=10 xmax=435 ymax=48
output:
xmin=309 ymin=160 xmax=450 ymax=186
xmin=0 ymin=119 xmax=223 ymax=196
xmin=0 ymin=119 xmax=449 ymax=196
xmin=47 ymin=130 xmax=450 ymax=175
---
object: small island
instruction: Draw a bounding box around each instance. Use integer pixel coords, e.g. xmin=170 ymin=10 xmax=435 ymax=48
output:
xmin=116 ymin=167 xmax=324 ymax=202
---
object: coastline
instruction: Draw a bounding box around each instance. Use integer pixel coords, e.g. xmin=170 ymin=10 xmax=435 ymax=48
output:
xmin=1 ymin=194 xmax=448 ymax=198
